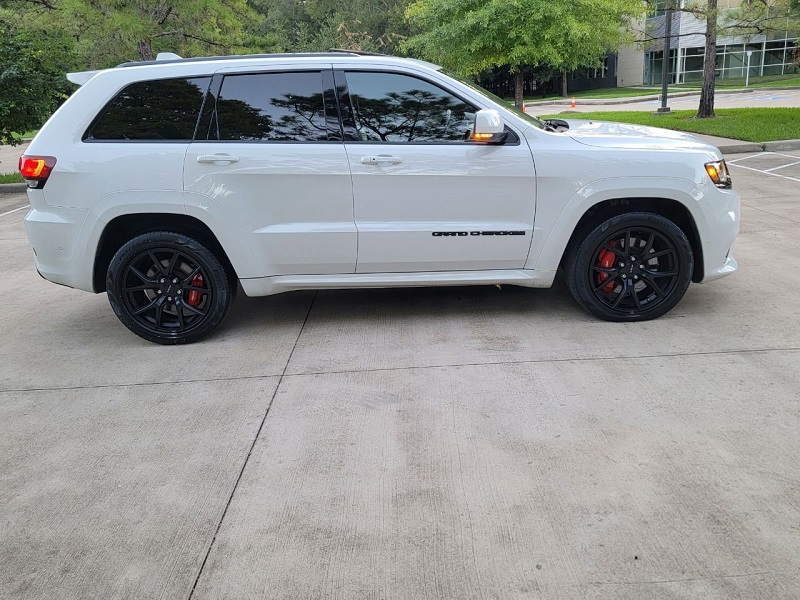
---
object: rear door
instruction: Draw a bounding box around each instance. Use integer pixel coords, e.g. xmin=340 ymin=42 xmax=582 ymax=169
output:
xmin=184 ymin=66 xmax=356 ymax=276
xmin=337 ymin=68 xmax=537 ymax=273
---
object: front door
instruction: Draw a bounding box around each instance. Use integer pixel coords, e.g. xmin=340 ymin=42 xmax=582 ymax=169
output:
xmin=339 ymin=70 xmax=537 ymax=273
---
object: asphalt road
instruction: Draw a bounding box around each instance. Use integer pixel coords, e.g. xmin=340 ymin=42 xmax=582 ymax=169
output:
xmin=1 ymin=157 xmax=799 ymax=599
xmin=528 ymin=88 xmax=800 ymax=115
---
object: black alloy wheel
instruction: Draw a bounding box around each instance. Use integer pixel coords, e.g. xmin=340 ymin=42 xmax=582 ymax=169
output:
xmin=107 ymin=231 xmax=233 ymax=344
xmin=566 ymin=212 xmax=694 ymax=322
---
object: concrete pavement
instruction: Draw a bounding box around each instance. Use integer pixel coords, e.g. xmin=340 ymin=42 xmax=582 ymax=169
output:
xmin=1 ymin=157 xmax=800 ymax=599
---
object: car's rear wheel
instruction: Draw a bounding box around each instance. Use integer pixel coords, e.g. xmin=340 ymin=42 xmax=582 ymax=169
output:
xmin=106 ymin=231 xmax=232 ymax=344
xmin=566 ymin=212 xmax=694 ymax=321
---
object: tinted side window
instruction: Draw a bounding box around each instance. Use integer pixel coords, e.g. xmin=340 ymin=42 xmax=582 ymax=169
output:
xmin=214 ymin=72 xmax=328 ymax=142
xmin=344 ymin=72 xmax=475 ymax=143
xmin=86 ymin=77 xmax=210 ymax=141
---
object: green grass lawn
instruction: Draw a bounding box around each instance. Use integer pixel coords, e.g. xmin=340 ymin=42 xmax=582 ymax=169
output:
xmin=541 ymin=107 xmax=800 ymax=143
xmin=0 ymin=173 xmax=24 ymax=184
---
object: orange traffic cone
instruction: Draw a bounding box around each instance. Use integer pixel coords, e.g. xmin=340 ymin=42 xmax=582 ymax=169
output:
xmin=571 ymin=97 xmax=576 ymax=109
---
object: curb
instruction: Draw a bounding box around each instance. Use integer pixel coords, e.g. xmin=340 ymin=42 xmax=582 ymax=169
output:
xmin=763 ymin=139 xmax=800 ymax=152
xmin=0 ymin=183 xmax=26 ymax=194
xmin=718 ymin=139 xmax=800 ymax=154
xmin=717 ymin=143 xmax=768 ymax=154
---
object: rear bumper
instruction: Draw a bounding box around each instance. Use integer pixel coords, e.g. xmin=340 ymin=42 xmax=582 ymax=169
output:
xmin=24 ymin=205 xmax=94 ymax=291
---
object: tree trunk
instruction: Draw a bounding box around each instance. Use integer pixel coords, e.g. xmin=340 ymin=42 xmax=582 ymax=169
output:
xmin=697 ymin=0 xmax=718 ymax=118
xmin=137 ymin=39 xmax=154 ymax=62
xmin=561 ymin=71 xmax=568 ymax=98
xmin=514 ymin=70 xmax=524 ymax=110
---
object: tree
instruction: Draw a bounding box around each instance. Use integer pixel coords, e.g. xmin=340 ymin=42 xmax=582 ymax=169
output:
xmin=404 ymin=0 xmax=646 ymax=108
xmin=251 ymin=0 xmax=411 ymax=53
xmin=640 ymin=0 xmax=800 ymax=118
xmin=0 ymin=21 xmax=73 ymax=144
xmin=728 ymin=0 xmax=800 ymax=33
xmin=1 ymin=0 xmax=267 ymax=69
xmin=697 ymin=0 xmax=718 ymax=118
xmin=697 ymin=0 xmax=800 ymax=118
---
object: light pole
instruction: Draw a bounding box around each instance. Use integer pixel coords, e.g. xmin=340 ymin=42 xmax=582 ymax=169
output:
xmin=745 ymin=50 xmax=753 ymax=87
xmin=657 ymin=1 xmax=675 ymax=114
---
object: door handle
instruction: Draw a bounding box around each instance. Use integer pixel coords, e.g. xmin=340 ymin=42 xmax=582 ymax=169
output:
xmin=361 ymin=155 xmax=402 ymax=166
xmin=197 ymin=154 xmax=240 ymax=164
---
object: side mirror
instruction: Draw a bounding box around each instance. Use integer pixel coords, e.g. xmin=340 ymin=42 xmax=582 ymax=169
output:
xmin=471 ymin=109 xmax=508 ymax=144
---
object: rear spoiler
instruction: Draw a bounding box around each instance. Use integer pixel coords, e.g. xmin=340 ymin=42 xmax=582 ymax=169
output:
xmin=66 ymin=53 xmax=180 ymax=85
xmin=66 ymin=70 xmax=100 ymax=86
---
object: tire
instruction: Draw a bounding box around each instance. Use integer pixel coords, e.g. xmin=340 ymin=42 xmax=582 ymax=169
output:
xmin=106 ymin=231 xmax=233 ymax=344
xmin=565 ymin=212 xmax=693 ymax=322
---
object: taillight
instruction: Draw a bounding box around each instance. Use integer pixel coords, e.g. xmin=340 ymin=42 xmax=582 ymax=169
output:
xmin=19 ymin=155 xmax=57 ymax=189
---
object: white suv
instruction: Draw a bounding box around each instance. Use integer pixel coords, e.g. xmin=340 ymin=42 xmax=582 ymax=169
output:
xmin=21 ymin=52 xmax=740 ymax=344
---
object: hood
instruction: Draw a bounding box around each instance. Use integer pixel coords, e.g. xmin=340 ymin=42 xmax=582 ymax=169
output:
xmin=563 ymin=119 xmax=717 ymax=153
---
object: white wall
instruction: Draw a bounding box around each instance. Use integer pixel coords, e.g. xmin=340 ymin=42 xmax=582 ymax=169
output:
xmin=617 ymin=45 xmax=645 ymax=87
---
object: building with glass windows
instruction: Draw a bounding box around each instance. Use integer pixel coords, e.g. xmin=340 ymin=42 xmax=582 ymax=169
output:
xmin=617 ymin=0 xmax=797 ymax=87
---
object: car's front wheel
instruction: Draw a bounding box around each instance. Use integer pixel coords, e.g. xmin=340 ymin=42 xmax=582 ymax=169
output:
xmin=566 ymin=212 xmax=694 ymax=322
xmin=106 ymin=231 xmax=233 ymax=344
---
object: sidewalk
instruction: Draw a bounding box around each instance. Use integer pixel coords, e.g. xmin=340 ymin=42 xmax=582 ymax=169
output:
xmin=525 ymin=85 xmax=800 ymax=108
xmin=525 ymin=86 xmax=762 ymax=107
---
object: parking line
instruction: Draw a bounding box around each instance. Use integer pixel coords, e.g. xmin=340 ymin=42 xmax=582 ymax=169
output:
xmin=0 ymin=205 xmax=29 ymax=218
xmin=729 ymin=162 xmax=800 ymax=183
xmin=727 ymin=154 xmax=763 ymax=164
xmin=728 ymin=151 xmax=800 ymax=164
xmin=765 ymin=160 xmax=800 ymax=172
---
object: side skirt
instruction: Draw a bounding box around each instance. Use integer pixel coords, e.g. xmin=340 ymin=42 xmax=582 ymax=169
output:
xmin=239 ymin=269 xmax=557 ymax=297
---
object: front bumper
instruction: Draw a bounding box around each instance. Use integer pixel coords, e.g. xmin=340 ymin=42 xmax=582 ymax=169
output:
xmin=698 ymin=187 xmax=740 ymax=283
xmin=702 ymin=253 xmax=738 ymax=283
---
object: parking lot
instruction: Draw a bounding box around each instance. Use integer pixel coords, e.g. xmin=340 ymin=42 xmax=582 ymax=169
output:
xmin=1 ymin=155 xmax=799 ymax=599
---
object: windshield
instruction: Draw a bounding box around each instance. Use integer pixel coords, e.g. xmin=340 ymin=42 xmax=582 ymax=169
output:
xmin=442 ymin=70 xmax=547 ymax=130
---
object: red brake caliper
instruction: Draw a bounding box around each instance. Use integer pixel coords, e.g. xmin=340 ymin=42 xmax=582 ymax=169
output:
xmin=596 ymin=241 xmax=616 ymax=294
xmin=187 ymin=273 xmax=205 ymax=307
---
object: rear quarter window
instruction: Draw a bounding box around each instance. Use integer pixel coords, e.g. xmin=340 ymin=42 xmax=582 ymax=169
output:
xmin=85 ymin=77 xmax=211 ymax=141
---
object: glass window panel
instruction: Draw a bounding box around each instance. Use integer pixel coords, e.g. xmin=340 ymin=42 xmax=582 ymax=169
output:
xmin=344 ymin=72 xmax=476 ymax=143
xmin=87 ymin=77 xmax=210 ymax=141
xmin=684 ymin=55 xmax=704 ymax=72
xmin=216 ymin=72 xmax=328 ymax=142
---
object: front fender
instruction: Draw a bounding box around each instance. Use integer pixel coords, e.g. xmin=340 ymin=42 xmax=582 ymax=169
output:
xmin=526 ymin=177 xmax=709 ymax=272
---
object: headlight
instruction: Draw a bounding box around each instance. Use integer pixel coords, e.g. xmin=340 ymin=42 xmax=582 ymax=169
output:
xmin=705 ymin=160 xmax=732 ymax=189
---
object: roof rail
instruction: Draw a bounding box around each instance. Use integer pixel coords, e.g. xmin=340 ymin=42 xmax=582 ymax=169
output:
xmin=328 ymin=49 xmax=387 ymax=56
xmin=115 ymin=52 xmax=367 ymax=68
